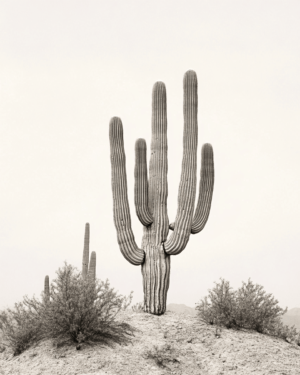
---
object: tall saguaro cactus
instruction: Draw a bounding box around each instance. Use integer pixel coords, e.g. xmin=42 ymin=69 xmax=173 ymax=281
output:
xmin=109 ymin=70 xmax=214 ymax=315
xmin=82 ymin=223 xmax=90 ymax=279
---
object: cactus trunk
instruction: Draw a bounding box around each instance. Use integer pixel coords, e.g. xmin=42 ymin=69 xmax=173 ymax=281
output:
xmin=109 ymin=71 xmax=214 ymax=315
xmin=141 ymin=227 xmax=171 ymax=314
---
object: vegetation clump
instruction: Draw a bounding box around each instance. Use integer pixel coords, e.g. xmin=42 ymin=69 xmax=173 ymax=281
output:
xmin=144 ymin=343 xmax=180 ymax=368
xmin=0 ymin=301 xmax=42 ymax=356
xmin=131 ymin=302 xmax=144 ymax=313
xmin=196 ymin=278 xmax=299 ymax=344
xmin=0 ymin=263 xmax=135 ymax=355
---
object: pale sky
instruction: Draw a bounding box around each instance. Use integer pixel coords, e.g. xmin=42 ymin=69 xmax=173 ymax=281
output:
xmin=1 ymin=0 xmax=299 ymax=310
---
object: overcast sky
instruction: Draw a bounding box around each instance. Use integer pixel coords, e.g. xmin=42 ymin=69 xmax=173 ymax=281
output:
xmin=1 ymin=0 xmax=299 ymax=311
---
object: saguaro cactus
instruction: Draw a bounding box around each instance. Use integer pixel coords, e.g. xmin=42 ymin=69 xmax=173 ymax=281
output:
xmin=109 ymin=70 xmax=214 ymax=315
xmin=88 ymin=251 xmax=96 ymax=281
xmin=44 ymin=275 xmax=50 ymax=302
xmin=82 ymin=223 xmax=90 ymax=279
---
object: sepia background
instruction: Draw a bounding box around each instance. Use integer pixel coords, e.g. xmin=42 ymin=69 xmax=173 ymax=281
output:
xmin=0 ymin=0 xmax=299 ymax=311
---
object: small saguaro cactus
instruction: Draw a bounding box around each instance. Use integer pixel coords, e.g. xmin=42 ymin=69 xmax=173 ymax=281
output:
xmin=82 ymin=223 xmax=97 ymax=281
xmin=88 ymin=251 xmax=96 ymax=281
xmin=44 ymin=275 xmax=50 ymax=302
xmin=82 ymin=223 xmax=90 ymax=279
xmin=109 ymin=70 xmax=214 ymax=315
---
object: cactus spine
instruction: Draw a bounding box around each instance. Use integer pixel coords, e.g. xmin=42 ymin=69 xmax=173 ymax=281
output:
xmin=82 ymin=223 xmax=90 ymax=279
xmin=44 ymin=275 xmax=50 ymax=302
xmin=109 ymin=70 xmax=214 ymax=315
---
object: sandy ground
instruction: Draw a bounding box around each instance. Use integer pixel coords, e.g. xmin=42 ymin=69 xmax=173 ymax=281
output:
xmin=0 ymin=310 xmax=300 ymax=375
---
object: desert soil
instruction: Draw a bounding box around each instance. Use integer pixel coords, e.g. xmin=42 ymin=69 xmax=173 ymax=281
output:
xmin=0 ymin=310 xmax=299 ymax=375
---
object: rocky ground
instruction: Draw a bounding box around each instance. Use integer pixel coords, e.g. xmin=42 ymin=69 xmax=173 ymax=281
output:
xmin=0 ymin=309 xmax=300 ymax=375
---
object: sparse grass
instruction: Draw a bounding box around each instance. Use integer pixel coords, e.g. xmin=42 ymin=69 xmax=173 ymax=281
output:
xmin=144 ymin=343 xmax=180 ymax=368
xmin=131 ymin=302 xmax=144 ymax=313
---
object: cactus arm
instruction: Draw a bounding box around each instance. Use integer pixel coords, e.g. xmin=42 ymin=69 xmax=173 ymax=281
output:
xmin=164 ymin=70 xmax=198 ymax=255
xmin=82 ymin=223 xmax=90 ymax=279
xmin=44 ymin=275 xmax=50 ymax=302
xmin=134 ymin=138 xmax=153 ymax=226
xmin=168 ymin=144 xmax=214 ymax=234
xmin=148 ymin=82 xmax=169 ymax=245
xmin=191 ymin=143 xmax=214 ymax=234
xmin=109 ymin=117 xmax=145 ymax=266
xmin=88 ymin=251 xmax=96 ymax=281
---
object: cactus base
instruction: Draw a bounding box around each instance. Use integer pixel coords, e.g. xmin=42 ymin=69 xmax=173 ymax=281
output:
xmin=141 ymin=242 xmax=170 ymax=315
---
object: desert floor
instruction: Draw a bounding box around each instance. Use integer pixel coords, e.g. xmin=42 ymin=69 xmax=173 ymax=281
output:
xmin=0 ymin=310 xmax=299 ymax=375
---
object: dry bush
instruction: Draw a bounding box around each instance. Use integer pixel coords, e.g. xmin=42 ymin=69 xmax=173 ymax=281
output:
xmin=268 ymin=319 xmax=299 ymax=343
xmin=234 ymin=279 xmax=287 ymax=333
xmin=196 ymin=279 xmax=237 ymax=328
xmin=36 ymin=263 xmax=135 ymax=347
xmin=295 ymin=333 xmax=300 ymax=346
xmin=0 ymin=263 xmax=136 ymax=355
xmin=196 ymin=278 xmax=298 ymax=343
xmin=0 ymin=302 xmax=43 ymax=356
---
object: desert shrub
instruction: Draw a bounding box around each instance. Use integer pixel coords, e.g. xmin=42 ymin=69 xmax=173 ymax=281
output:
xmin=195 ymin=296 xmax=214 ymax=325
xmin=196 ymin=278 xmax=298 ymax=343
xmin=35 ymin=263 xmax=135 ymax=347
xmin=196 ymin=279 xmax=237 ymax=328
xmin=234 ymin=279 xmax=287 ymax=333
xmin=295 ymin=332 xmax=300 ymax=346
xmin=144 ymin=343 xmax=179 ymax=368
xmin=131 ymin=302 xmax=144 ymax=313
xmin=268 ymin=319 xmax=299 ymax=343
xmin=0 ymin=302 xmax=43 ymax=356
xmin=0 ymin=262 xmax=136 ymax=355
